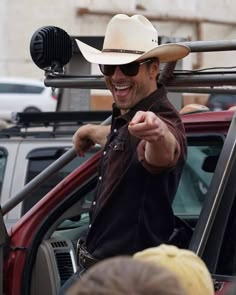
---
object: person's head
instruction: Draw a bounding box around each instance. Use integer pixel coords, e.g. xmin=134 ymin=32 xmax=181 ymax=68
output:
xmin=0 ymin=119 xmax=7 ymax=130
xmin=134 ymin=244 xmax=215 ymax=295
xmin=227 ymin=105 xmax=236 ymax=111
xmin=179 ymin=103 xmax=210 ymax=115
xmin=76 ymin=14 xmax=189 ymax=113
xmin=66 ymin=256 xmax=187 ymax=295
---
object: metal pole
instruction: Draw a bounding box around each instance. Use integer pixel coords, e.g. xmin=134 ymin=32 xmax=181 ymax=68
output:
xmin=167 ymin=87 xmax=236 ymax=94
xmin=183 ymin=39 xmax=236 ymax=52
xmin=167 ymin=73 xmax=236 ymax=87
xmin=2 ymin=117 xmax=112 ymax=215
xmin=2 ymin=148 xmax=77 ymax=215
xmin=45 ymin=73 xmax=236 ymax=89
xmin=159 ymin=61 xmax=177 ymax=84
xmin=45 ymin=76 xmax=106 ymax=89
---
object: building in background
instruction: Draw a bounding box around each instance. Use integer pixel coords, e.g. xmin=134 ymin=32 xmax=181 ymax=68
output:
xmin=1 ymin=0 xmax=236 ymax=110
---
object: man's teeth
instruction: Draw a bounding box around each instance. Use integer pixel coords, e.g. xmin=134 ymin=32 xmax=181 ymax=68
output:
xmin=115 ymin=85 xmax=130 ymax=90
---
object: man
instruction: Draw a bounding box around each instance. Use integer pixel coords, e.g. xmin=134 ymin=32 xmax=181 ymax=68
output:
xmin=60 ymin=13 xmax=189 ymax=294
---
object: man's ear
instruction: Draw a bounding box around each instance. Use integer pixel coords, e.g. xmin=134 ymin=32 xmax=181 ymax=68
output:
xmin=150 ymin=61 xmax=159 ymax=79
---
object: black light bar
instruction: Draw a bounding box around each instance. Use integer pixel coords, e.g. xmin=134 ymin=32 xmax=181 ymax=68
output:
xmin=12 ymin=111 xmax=112 ymax=127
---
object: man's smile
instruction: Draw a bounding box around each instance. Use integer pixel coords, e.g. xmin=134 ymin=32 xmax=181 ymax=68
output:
xmin=113 ymin=84 xmax=132 ymax=98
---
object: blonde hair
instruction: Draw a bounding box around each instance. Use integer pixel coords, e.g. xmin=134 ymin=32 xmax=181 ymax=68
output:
xmin=66 ymin=256 xmax=186 ymax=295
xmin=134 ymin=244 xmax=214 ymax=295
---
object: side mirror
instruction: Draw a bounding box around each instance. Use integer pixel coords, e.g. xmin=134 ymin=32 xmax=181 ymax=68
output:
xmin=30 ymin=26 xmax=73 ymax=74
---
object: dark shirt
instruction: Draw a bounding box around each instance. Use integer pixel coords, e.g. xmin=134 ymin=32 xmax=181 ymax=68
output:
xmin=86 ymin=85 xmax=187 ymax=259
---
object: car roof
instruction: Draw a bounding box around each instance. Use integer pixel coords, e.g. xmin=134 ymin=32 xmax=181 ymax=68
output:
xmin=181 ymin=110 xmax=234 ymax=123
xmin=181 ymin=110 xmax=234 ymax=134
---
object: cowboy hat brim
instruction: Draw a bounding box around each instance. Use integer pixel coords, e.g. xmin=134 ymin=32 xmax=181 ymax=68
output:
xmin=76 ymin=39 xmax=190 ymax=65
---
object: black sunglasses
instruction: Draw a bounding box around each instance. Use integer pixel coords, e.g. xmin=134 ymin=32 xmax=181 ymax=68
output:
xmin=99 ymin=59 xmax=153 ymax=77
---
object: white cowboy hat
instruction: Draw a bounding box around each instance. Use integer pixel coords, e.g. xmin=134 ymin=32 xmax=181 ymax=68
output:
xmin=76 ymin=14 xmax=190 ymax=65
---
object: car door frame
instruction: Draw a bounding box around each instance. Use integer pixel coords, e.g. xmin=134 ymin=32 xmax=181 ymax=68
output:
xmin=188 ymin=112 xmax=236 ymax=291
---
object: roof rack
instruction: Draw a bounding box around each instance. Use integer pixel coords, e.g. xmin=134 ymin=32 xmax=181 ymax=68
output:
xmin=12 ymin=111 xmax=111 ymax=127
xmin=0 ymin=111 xmax=111 ymax=138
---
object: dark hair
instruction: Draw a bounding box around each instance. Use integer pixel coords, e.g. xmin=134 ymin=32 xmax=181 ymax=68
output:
xmin=150 ymin=57 xmax=160 ymax=63
xmin=66 ymin=256 xmax=186 ymax=295
xmin=147 ymin=57 xmax=160 ymax=68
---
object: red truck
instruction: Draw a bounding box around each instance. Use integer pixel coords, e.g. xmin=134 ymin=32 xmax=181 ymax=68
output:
xmin=0 ymin=109 xmax=235 ymax=295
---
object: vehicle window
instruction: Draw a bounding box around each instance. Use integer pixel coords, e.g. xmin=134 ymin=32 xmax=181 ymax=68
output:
xmin=173 ymin=135 xmax=224 ymax=217
xmin=0 ymin=83 xmax=44 ymax=94
xmin=0 ymin=83 xmax=16 ymax=93
xmin=56 ymin=206 xmax=91 ymax=242
xmin=21 ymin=146 xmax=100 ymax=215
xmin=54 ymin=174 xmax=98 ymax=245
xmin=0 ymin=148 xmax=7 ymax=197
xmin=21 ymin=85 xmax=44 ymax=94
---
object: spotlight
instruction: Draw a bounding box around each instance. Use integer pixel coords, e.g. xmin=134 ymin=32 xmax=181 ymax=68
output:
xmin=30 ymin=26 xmax=73 ymax=74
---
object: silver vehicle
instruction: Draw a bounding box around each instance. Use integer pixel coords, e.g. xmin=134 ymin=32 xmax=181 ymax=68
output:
xmin=0 ymin=77 xmax=58 ymax=121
